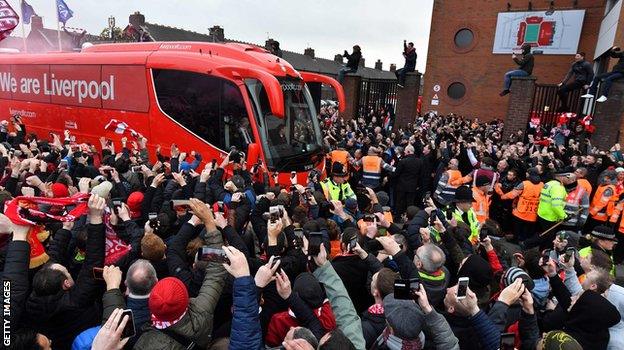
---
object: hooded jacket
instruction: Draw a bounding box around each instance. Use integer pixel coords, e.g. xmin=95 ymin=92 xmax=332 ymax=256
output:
xmin=514 ymin=44 xmax=534 ymax=74
xmin=565 ymin=290 xmax=621 ymax=350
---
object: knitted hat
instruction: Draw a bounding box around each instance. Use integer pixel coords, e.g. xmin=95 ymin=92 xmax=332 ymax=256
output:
xmin=127 ymin=191 xmax=144 ymax=219
xmin=475 ymin=176 xmax=490 ymax=188
xmin=149 ymin=277 xmax=189 ymax=329
xmin=91 ymin=181 xmax=113 ymax=198
xmin=51 ymin=183 xmax=69 ymax=198
xmin=331 ymin=161 xmax=347 ymax=177
xmin=383 ymin=294 xmax=425 ymax=340
xmin=590 ymin=225 xmax=617 ymax=242
xmin=453 ymin=186 xmax=475 ymax=203
xmin=457 ymin=254 xmax=493 ymax=291
xmin=293 ymin=272 xmax=325 ymax=309
xmin=541 ymin=331 xmax=582 ymax=350
xmin=502 ymin=267 xmax=534 ymax=291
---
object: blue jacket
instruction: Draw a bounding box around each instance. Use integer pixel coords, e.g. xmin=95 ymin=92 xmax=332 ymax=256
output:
xmin=229 ymin=276 xmax=262 ymax=350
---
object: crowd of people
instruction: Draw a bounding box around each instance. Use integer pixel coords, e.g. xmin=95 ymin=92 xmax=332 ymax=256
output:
xmin=0 ymin=106 xmax=623 ymax=350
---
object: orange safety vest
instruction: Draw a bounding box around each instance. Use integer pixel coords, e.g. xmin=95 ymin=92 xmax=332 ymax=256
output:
xmin=609 ymin=200 xmax=624 ymax=234
xmin=434 ymin=169 xmax=463 ymax=202
xmin=361 ymin=155 xmax=382 ymax=188
xmin=590 ymin=184 xmax=616 ymax=222
xmin=512 ymin=181 xmax=543 ymax=222
xmin=330 ymin=149 xmax=350 ymax=179
xmin=472 ymin=187 xmax=491 ymax=223
xmin=577 ymin=178 xmax=592 ymax=197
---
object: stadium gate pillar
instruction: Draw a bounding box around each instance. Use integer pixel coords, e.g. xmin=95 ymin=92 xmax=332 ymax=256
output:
xmin=395 ymin=71 xmax=422 ymax=127
xmin=592 ymin=80 xmax=624 ymax=150
xmin=342 ymin=75 xmax=361 ymax=120
xmin=502 ymin=76 xmax=537 ymax=141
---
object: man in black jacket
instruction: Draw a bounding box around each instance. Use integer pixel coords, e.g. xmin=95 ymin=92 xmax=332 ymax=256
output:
xmin=557 ymin=52 xmax=594 ymax=112
xmin=500 ymin=43 xmax=534 ymax=96
xmin=338 ymin=45 xmax=362 ymax=83
xmin=393 ymin=144 xmax=422 ymax=217
xmin=396 ymin=40 xmax=417 ymax=88
xmin=24 ymin=194 xmax=106 ymax=350
xmin=583 ymin=45 xmax=624 ymax=103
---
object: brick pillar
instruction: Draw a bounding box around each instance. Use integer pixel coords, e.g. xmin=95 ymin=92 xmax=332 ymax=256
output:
xmin=341 ymin=75 xmax=361 ymax=121
xmin=593 ymin=81 xmax=624 ymax=150
xmin=502 ymin=76 xmax=536 ymax=141
xmin=395 ymin=72 xmax=422 ymax=127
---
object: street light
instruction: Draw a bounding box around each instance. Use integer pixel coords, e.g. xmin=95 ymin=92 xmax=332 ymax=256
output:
xmin=108 ymin=16 xmax=116 ymax=41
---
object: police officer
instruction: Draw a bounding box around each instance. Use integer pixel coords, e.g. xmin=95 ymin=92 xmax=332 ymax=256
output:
xmin=320 ymin=162 xmax=356 ymax=202
xmin=449 ymin=185 xmax=480 ymax=244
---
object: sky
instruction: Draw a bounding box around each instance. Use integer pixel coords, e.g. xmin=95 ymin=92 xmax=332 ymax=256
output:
xmin=7 ymin=0 xmax=434 ymax=72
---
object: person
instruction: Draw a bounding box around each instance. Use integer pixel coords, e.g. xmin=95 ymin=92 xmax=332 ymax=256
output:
xmin=270 ymin=40 xmax=283 ymax=58
xmin=354 ymin=146 xmax=395 ymax=190
xmin=496 ymin=167 xmax=544 ymax=241
xmin=338 ymin=45 xmax=362 ymax=83
xmin=434 ymin=158 xmax=464 ymax=206
xmin=472 ymin=176 xmax=492 ymax=224
xmin=320 ymin=162 xmax=356 ymax=201
xmin=500 ymin=43 xmax=534 ymax=96
xmin=396 ymin=40 xmax=417 ymax=88
xmin=451 ymin=186 xmax=481 ymax=244
xmin=582 ymin=45 xmax=624 ymax=103
xmin=530 ymin=171 xmax=568 ymax=248
xmin=557 ymin=52 xmax=594 ymax=112
xmin=578 ymin=225 xmax=618 ymax=277
xmin=393 ymin=144 xmax=423 ymax=216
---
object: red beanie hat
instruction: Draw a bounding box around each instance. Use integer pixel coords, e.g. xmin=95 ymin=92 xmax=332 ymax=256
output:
xmin=51 ymin=183 xmax=69 ymax=198
xmin=127 ymin=191 xmax=144 ymax=218
xmin=149 ymin=277 xmax=189 ymax=329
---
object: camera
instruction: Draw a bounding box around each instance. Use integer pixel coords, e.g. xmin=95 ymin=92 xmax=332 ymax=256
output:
xmin=198 ymin=247 xmax=230 ymax=264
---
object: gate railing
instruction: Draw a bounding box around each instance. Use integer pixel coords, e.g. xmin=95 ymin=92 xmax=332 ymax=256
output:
xmin=357 ymin=79 xmax=398 ymax=115
xmin=530 ymin=83 xmax=583 ymax=128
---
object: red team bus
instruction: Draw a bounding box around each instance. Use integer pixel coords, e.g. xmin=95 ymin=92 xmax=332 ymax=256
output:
xmin=0 ymin=42 xmax=345 ymax=184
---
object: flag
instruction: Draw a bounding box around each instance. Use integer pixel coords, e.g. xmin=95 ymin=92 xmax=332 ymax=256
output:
xmin=557 ymin=112 xmax=576 ymax=126
xmin=104 ymin=119 xmax=141 ymax=139
xmin=56 ymin=0 xmax=73 ymax=24
xmin=0 ymin=2 xmax=19 ymax=41
xmin=21 ymin=0 xmax=36 ymax=25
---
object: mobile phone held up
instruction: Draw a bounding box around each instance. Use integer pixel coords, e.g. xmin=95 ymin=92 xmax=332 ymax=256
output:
xmin=457 ymin=277 xmax=469 ymax=300
xmin=500 ymin=332 xmax=515 ymax=350
xmin=120 ymin=309 xmax=136 ymax=339
xmin=92 ymin=267 xmax=104 ymax=280
xmin=393 ymin=277 xmax=420 ymax=300
xmin=198 ymin=247 xmax=230 ymax=264
xmin=308 ymin=232 xmax=323 ymax=256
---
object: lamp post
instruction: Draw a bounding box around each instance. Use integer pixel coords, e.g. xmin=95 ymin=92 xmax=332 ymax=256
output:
xmin=108 ymin=16 xmax=116 ymax=42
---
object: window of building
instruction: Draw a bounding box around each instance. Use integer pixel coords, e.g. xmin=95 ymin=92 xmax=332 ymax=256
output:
xmin=447 ymin=82 xmax=466 ymax=100
xmin=153 ymin=69 xmax=251 ymax=151
xmin=454 ymin=29 xmax=474 ymax=49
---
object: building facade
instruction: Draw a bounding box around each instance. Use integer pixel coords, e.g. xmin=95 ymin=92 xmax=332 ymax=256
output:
xmin=422 ymin=0 xmax=611 ymax=120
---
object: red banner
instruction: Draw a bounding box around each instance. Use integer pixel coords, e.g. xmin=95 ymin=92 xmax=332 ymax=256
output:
xmin=0 ymin=1 xmax=19 ymax=41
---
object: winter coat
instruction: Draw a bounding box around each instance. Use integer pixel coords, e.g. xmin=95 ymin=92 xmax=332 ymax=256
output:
xmin=392 ymin=154 xmax=422 ymax=193
xmin=344 ymin=50 xmax=362 ymax=70
xmin=562 ymin=60 xmax=594 ymax=85
xmin=266 ymin=301 xmax=336 ymax=347
xmin=133 ymin=229 xmax=227 ymax=350
xmin=24 ymin=223 xmax=105 ymax=350
xmin=361 ymin=307 xmax=386 ymax=349
xmin=565 ymin=290 xmax=621 ymax=350
xmin=0 ymin=240 xmax=30 ymax=330
xmin=229 ymin=276 xmax=262 ymax=350
xmin=331 ymin=254 xmax=373 ymax=314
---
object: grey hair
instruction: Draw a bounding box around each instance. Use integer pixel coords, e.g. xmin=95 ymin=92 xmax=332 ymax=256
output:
xmin=125 ymin=259 xmax=158 ymax=296
xmin=415 ymin=243 xmax=446 ymax=273
xmin=292 ymin=327 xmax=319 ymax=349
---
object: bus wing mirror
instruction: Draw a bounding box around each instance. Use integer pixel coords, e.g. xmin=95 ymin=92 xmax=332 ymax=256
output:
xmin=299 ymin=72 xmax=346 ymax=114
xmin=247 ymin=143 xmax=260 ymax=165
xmin=216 ymin=66 xmax=285 ymax=118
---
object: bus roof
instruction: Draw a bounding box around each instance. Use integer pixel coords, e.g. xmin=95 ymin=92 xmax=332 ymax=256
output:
xmin=0 ymin=41 xmax=301 ymax=79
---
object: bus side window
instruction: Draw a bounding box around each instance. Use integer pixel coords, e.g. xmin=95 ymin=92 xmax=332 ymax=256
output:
xmin=153 ymin=69 xmax=249 ymax=152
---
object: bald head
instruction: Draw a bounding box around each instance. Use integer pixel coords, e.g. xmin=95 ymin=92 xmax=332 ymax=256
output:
xmin=404 ymin=145 xmax=415 ymax=155
xmin=126 ymin=259 xmax=158 ymax=296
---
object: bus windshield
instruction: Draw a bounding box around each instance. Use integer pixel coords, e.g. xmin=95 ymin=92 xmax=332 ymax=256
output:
xmin=245 ymin=78 xmax=323 ymax=171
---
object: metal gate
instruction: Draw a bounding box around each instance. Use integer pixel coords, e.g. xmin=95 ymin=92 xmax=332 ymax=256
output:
xmin=530 ymin=83 xmax=583 ymax=127
xmin=357 ymin=79 xmax=398 ymax=115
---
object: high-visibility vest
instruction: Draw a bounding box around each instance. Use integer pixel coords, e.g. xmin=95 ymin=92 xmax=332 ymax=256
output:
xmin=577 ymin=178 xmax=592 ymax=197
xmin=563 ymin=186 xmax=589 ymax=228
xmin=453 ymin=208 xmax=480 ymax=244
xmin=320 ymin=178 xmax=355 ymax=201
xmin=512 ymin=181 xmax=543 ymax=222
xmin=361 ymin=155 xmax=382 ymax=188
xmin=589 ymin=184 xmax=616 ymax=222
xmin=434 ymin=169 xmax=463 ymax=205
xmin=537 ymin=180 xmax=568 ymax=222
xmin=472 ymin=187 xmax=491 ymax=223
xmin=609 ymin=199 xmax=624 ymax=235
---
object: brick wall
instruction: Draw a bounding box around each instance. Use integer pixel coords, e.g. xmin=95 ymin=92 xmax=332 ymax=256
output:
xmin=502 ymin=77 xmax=536 ymax=140
xmin=395 ymin=72 xmax=422 ymax=127
xmin=341 ymin=75 xmax=361 ymax=120
xmin=593 ymin=81 xmax=624 ymax=150
xmin=422 ymin=0 xmax=605 ymax=121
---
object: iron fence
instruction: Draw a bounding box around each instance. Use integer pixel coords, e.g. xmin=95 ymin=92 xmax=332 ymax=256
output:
xmin=358 ymin=79 xmax=398 ymax=115
xmin=530 ymin=83 xmax=583 ymax=128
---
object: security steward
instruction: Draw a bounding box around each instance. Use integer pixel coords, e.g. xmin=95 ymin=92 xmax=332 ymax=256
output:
xmin=320 ymin=161 xmax=356 ymax=202
xmin=524 ymin=171 xmax=568 ymax=250
xmin=354 ymin=147 xmax=395 ymax=190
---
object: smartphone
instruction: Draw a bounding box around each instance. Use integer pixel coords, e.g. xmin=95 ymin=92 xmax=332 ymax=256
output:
xmin=500 ymin=332 xmax=515 ymax=350
xmin=293 ymin=228 xmax=304 ymax=248
xmin=112 ymin=199 xmax=123 ymax=208
xmin=362 ymin=214 xmax=376 ymax=223
xmin=148 ymin=212 xmax=157 ymax=220
xmin=171 ymin=199 xmax=192 ymax=210
xmin=93 ymin=267 xmax=104 ymax=280
xmin=479 ymin=228 xmax=488 ymax=242
xmin=424 ymin=192 xmax=431 ymax=202
xmin=198 ymin=247 xmax=230 ymax=264
xmin=269 ymin=206 xmax=284 ymax=223
xmin=119 ymin=309 xmax=136 ymax=338
xmin=216 ymin=201 xmax=225 ymax=213
xmin=457 ymin=277 xmax=469 ymax=300
xmin=541 ymin=249 xmax=551 ymax=266
xmin=308 ymin=232 xmax=323 ymax=256
xmin=131 ymin=165 xmax=142 ymax=172
xmin=348 ymin=236 xmax=358 ymax=253
xmin=564 ymin=247 xmax=575 ymax=263
xmin=429 ymin=213 xmax=436 ymax=227
xmin=393 ymin=278 xmax=420 ymax=300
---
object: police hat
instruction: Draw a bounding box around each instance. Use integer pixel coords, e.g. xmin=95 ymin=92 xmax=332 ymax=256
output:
xmin=453 ymin=186 xmax=475 ymax=203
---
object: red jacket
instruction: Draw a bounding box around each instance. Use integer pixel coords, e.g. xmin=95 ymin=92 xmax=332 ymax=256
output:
xmin=265 ymin=301 xmax=336 ymax=347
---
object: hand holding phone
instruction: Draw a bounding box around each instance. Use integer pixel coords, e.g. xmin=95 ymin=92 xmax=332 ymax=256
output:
xmin=457 ymin=277 xmax=469 ymax=300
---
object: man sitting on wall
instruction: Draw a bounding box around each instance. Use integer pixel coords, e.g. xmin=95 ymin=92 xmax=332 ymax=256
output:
xmin=500 ymin=43 xmax=534 ymax=97
xmin=582 ymin=46 xmax=624 ymax=103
